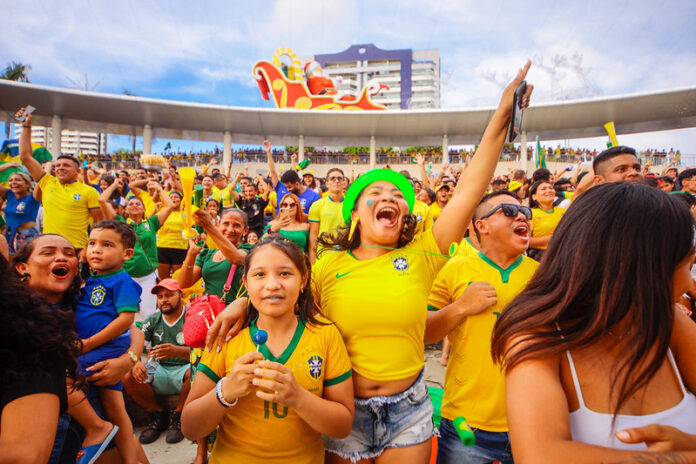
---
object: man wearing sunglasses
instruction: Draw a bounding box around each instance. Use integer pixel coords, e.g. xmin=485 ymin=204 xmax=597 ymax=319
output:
xmin=308 ymin=168 xmax=346 ymax=264
xmin=425 ymin=190 xmax=538 ymax=464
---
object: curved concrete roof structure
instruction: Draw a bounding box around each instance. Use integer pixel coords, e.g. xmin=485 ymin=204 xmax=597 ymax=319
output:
xmin=1 ymin=80 xmax=695 ymax=146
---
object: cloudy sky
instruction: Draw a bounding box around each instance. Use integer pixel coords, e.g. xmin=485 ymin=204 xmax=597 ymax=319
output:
xmin=2 ymin=0 xmax=695 ymax=153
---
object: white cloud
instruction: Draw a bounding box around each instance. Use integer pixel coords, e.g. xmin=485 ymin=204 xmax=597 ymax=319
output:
xmin=3 ymin=0 xmax=695 ymax=151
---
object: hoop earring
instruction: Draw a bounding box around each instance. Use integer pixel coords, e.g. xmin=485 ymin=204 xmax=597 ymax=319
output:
xmin=20 ymin=272 xmax=29 ymax=282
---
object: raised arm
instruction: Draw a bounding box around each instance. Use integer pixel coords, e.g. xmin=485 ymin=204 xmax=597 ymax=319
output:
xmin=265 ymin=141 xmax=278 ymax=187
xmin=432 ymin=61 xmax=533 ymax=254
xmin=98 ymin=180 xmax=121 ymax=220
xmin=415 ymin=153 xmax=431 ymax=189
xmin=257 ymin=175 xmax=271 ymax=201
xmin=193 ymin=209 xmax=247 ymax=265
xmin=15 ymin=110 xmax=44 ymax=181
xmin=177 ymin=240 xmax=203 ymax=290
xmin=152 ymin=180 xmax=174 ymax=224
xmin=228 ymin=172 xmax=242 ymax=203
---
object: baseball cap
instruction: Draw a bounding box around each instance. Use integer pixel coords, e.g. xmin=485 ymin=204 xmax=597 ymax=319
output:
xmin=151 ymin=278 xmax=183 ymax=294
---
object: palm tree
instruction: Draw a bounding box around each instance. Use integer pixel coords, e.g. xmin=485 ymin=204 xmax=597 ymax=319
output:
xmin=2 ymin=61 xmax=32 ymax=139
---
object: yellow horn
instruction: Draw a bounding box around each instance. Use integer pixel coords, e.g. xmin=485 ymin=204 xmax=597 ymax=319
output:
xmin=179 ymin=167 xmax=198 ymax=240
xmin=604 ymin=121 xmax=619 ymax=148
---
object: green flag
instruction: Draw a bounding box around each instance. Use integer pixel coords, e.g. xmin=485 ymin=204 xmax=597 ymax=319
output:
xmin=536 ymin=136 xmax=546 ymax=169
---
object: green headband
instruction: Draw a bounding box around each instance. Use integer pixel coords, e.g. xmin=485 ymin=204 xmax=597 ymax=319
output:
xmin=342 ymin=169 xmax=415 ymax=224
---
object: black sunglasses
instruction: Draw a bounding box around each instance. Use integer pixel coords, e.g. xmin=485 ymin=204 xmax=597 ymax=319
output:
xmin=480 ymin=203 xmax=532 ymax=221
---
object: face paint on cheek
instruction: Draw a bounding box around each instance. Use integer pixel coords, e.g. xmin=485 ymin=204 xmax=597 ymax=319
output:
xmin=366 ymin=199 xmax=375 ymax=207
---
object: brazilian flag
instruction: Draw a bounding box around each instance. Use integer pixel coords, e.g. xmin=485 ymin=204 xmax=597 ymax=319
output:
xmin=535 ymin=136 xmax=547 ymax=169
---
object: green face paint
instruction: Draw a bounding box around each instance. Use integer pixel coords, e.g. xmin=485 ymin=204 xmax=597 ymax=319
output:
xmin=366 ymin=199 xmax=375 ymax=207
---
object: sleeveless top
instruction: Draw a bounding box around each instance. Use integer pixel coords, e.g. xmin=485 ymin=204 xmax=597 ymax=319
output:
xmin=566 ymin=349 xmax=696 ymax=449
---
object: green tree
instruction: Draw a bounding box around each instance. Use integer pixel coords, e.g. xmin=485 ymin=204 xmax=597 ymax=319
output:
xmin=1 ymin=61 xmax=32 ymax=139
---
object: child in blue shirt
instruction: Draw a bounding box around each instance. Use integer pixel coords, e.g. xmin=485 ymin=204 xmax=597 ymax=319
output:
xmin=72 ymin=219 xmax=142 ymax=464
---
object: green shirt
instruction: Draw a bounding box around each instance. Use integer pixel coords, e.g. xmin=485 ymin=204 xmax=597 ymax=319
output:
xmin=195 ymin=243 xmax=254 ymax=304
xmin=141 ymin=310 xmax=189 ymax=367
xmin=264 ymin=226 xmax=310 ymax=253
xmin=117 ymin=214 xmax=161 ymax=278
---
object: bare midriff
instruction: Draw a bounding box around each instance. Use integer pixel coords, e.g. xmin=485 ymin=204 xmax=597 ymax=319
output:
xmin=353 ymin=371 xmax=420 ymax=398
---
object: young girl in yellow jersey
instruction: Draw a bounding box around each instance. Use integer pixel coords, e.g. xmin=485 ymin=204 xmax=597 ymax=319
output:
xmin=181 ymin=236 xmax=354 ymax=464
xmin=206 ymin=61 xmax=535 ymax=463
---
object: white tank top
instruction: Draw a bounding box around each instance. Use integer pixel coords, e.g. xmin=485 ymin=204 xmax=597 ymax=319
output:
xmin=566 ymin=349 xmax=696 ymax=450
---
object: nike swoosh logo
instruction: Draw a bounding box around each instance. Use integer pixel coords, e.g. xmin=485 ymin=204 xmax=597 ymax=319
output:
xmin=336 ymin=271 xmax=352 ymax=279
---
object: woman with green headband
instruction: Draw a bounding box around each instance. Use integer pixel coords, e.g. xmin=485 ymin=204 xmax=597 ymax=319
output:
xmin=206 ymin=61 xmax=534 ymax=463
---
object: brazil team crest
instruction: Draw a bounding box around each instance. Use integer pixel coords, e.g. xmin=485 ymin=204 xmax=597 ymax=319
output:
xmin=308 ymin=354 xmax=323 ymax=380
xmin=73 ymin=193 xmax=82 ymax=200
xmin=392 ymin=253 xmax=409 ymax=273
xmin=90 ymin=285 xmax=106 ymax=306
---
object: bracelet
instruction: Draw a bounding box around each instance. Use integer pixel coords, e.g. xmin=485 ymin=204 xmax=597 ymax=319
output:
xmin=215 ymin=378 xmax=238 ymax=408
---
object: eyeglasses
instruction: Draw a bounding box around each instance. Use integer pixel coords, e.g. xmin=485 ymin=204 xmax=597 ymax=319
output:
xmin=328 ymin=176 xmax=344 ymax=182
xmin=480 ymin=203 xmax=532 ymax=220
xmin=280 ymin=202 xmax=297 ymax=208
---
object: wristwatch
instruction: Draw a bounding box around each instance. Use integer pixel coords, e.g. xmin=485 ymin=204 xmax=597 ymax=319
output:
xmin=127 ymin=351 xmax=139 ymax=365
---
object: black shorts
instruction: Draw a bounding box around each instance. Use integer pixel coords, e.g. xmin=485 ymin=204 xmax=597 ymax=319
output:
xmin=157 ymin=247 xmax=188 ymax=266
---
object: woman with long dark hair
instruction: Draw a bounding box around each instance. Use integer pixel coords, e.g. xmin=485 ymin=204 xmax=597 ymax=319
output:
xmin=12 ymin=234 xmax=148 ymax=464
xmin=491 ymin=183 xmax=696 ymax=461
xmin=0 ymin=252 xmax=82 ymax=463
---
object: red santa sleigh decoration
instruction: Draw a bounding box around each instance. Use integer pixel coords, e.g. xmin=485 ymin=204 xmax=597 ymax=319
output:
xmin=253 ymin=48 xmax=389 ymax=111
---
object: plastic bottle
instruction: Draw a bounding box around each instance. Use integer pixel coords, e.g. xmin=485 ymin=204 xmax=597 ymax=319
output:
xmin=453 ymin=416 xmax=476 ymax=446
xmin=145 ymin=357 xmax=159 ymax=384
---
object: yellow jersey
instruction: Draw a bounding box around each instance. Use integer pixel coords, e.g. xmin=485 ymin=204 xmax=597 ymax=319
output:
xmin=265 ymin=190 xmax=277 ymax=217
xmin=457 ymin=236 xmax=479 ymax=259
xmin=157 ymin=206 xmax=199 ymax=249
xmin=198 ymin=318 xmax=352 ymax=464
xmin=412 ymin=200 xmax=434 ymax=236
xmin=37 ymin=174 xmax=100 ymax=249
xmin=308 ymin=196 xmax=344 ymax=259
xmin=213 ymin=185 xmax=235 ymax=209
xmin=312 ymin=229 xmax=447 ymax=381
xmin=429 ymin=201 xmax=444 ymax=221
xmin=427 ymin=251 xmax=538 ymax=431
xmin=134 ymin=189 xmax=157 ymax=217
xmin=531 ymin=207 xmax=566 ymax=250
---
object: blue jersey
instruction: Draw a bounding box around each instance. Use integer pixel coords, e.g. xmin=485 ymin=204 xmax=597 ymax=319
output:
xmin=4 ymin=190 xmax=40 ymax=237
xmin=75 ymin=270 xmax=141 ymax=368
xmin=274 ymin=182 xmax=320 ymax=217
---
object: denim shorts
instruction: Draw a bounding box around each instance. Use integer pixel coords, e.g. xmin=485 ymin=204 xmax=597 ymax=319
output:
xmin=436 ymin=418 xmax=513 ymax=464
xmin=323 ymin=370 xmax=435 ymax=462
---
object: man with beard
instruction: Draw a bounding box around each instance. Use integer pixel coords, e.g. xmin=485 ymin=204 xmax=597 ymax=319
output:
xmin=264 ymin=139 xmax=320 ymax=217
xmin=123 ymin=279 xmax=191 ymax=445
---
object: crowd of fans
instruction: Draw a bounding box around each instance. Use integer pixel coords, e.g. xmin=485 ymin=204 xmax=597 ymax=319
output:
xmin=2 ymin=61 xmax=696 ymax=464
xmin=73 ymin=144 xmax=684 ymax=171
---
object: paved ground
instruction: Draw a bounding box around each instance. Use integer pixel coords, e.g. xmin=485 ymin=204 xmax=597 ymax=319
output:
xmin=140 ymin=346 xmax=446 ymax=464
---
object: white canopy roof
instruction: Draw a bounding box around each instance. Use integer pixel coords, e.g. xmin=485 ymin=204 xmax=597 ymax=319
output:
xmin=1 ymin=80 xmax=695 ymax=146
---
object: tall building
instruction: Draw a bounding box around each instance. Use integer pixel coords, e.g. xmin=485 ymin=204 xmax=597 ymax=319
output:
xmin=13 ymin=125 xmax=107 ymax=156
xmin=312 ymin=43 xmax=441 ymax=110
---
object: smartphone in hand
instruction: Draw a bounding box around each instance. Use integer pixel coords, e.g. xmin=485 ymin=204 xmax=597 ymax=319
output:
xmin=15 ymin=105 xmax=35 ymax=122
xmin=508 ymin=81 xmax=527 ymax=143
